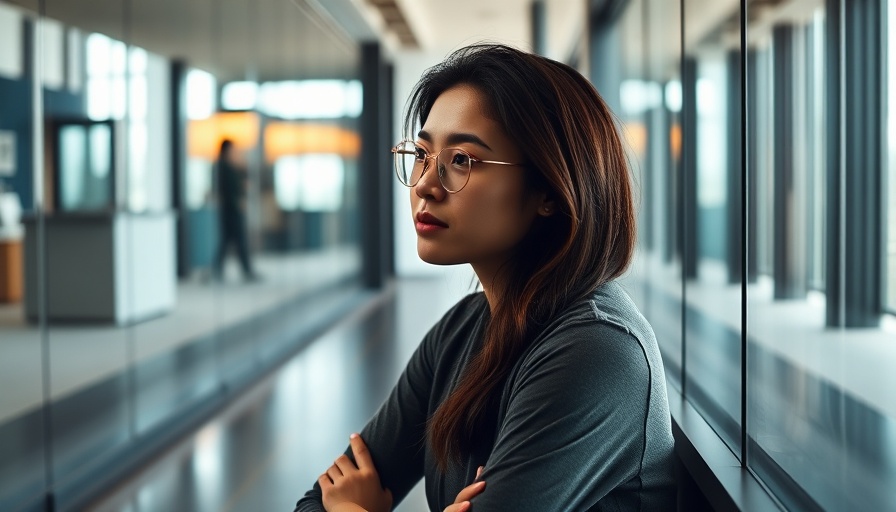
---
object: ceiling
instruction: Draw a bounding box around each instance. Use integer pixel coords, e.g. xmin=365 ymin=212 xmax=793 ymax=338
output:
xmin=1 ymin=0 xmax=535 ymax=83
xmin=2 ymin=0 xmax=362 ymax=82
xmin=0 ymin=0 xmax=823 ymax=85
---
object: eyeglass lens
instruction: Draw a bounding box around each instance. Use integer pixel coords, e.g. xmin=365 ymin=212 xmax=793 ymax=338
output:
xmin=394 ymin=141 xmax=471 ymax=192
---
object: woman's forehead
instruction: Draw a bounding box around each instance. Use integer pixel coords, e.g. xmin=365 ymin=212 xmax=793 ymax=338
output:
xmin=421 ymin=85 xmax=506 ymax=146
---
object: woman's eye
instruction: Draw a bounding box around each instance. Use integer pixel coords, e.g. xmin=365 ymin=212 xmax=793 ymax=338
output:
xmin=451 ymin=152 xmax=470 ymax=167
xmin=414 ymin=147 xmax=427 ymax=161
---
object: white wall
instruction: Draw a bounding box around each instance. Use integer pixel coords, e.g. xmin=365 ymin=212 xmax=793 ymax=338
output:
xmin=545 ymin=0 xmax=587 ymax=63
xmin=0 ymin=4 xmax=21 ymax=80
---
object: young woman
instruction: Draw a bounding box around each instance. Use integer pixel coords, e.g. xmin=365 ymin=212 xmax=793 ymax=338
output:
xmin=295 ymin=44 xmax=675 ymax=512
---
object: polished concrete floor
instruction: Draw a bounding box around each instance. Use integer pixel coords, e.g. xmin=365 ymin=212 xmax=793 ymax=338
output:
xmin=84 ymin=276 xmax=473 ymax=512
xmin=67 ymin=267 xmax=896 ymax=511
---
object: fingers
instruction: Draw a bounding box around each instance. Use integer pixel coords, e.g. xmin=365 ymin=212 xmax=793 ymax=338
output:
xmin=326 ymin=464 xmax=343 ymax=483
xmin=444 ymin=501 xmax=471 ymax=512
xmin=453 ymin=480 xmax=485 ymax=503
xmin=318 ymin=473 xmax=333 ymax=490
xmin=349 ymin=433 xmax=374 ymax=470
xmin=475 ymin=466 xmax=484 ymax=480
xmin=334 ymin=454 xmax=356 ymax=475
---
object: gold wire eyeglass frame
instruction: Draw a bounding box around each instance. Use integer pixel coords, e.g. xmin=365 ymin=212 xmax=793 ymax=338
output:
xmin=391 ymin=139 xmax=523 ymax=193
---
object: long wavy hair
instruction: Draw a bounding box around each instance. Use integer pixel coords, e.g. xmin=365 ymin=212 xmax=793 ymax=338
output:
xmin=404 ymin=44 xmax=636 ymax=469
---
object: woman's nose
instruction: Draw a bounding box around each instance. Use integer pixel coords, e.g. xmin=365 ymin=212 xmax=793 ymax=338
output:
xmin=414 ymin=162 xmax=446 ymax=201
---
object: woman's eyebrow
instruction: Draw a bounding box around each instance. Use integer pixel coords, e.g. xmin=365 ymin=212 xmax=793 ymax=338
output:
xmin=417 ymin=130 xmax=493 ymax=151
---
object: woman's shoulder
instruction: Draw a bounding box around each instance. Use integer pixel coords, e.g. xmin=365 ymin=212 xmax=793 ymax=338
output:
xmin=541 ymin=281 xmax=650 ymax=338
xmin=524 ymin=281 xmax=660 ymax=374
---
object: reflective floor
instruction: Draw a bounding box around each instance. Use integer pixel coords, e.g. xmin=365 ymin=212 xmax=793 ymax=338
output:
xmin=85 ymin=276 xmax=473 ymax=512
xmin=80 ymin=269 xmax=896 ymax=511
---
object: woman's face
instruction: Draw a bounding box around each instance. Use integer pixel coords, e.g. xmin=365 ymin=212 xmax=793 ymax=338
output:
xmin=411 ymin=84 xmax=547 ymax=279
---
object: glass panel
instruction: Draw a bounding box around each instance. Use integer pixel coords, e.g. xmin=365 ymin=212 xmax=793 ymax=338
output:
xmin=0 ymin=3 xmax=47 ymax=510
xmin=128 ymin=0 xmax=222 ymax=437
xmin=747 ymin=1 xmax=896 ymax=509
xmin=2 ymin=0 xmax=367 ymax=507
xmin=683 ymin=0 xmax=743 ymax=454
xmin=616 ymin=0 xmax=685 ymax=389
xmin=42 ymin=0 xmax=133 ymax=503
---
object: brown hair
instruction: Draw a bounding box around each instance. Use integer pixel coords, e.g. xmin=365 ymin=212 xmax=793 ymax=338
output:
xmin=404 ymin=44 xmax=635 ymax=469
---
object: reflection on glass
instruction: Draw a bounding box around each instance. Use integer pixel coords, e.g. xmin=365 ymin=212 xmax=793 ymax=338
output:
xmin=89 ymin=122 xmax=111 ymax=178
xmin=257 ymin=80 xmax=362 ymax=119
xmin=683 ymin=0 xmax=742 ymax=454
xmin=57 ymin=122 xmax=113 ymax=211
xmin=59 ymin=125 xmax=86 ymax=208
xmin=0 ymin=5 xmax=43 ymax=509
xmin=2 ymin=0 xmax=366 ymax=508
xmin=186 ymin=68 xmax=216 ymax=120
xmin=86 ymin=32 xmax=127 ymax=121
xmin=221 ymin=81 xmax=259 ymax=111
xmin=186 ymin=159 xmax=214 ymax=209
xmin=620 ymin=0 xmax=684 ymax=389
xmin=748 ymin=5 xmax=895 ymax=510
xmin=274 ymin=154 xmax=345 ymax=212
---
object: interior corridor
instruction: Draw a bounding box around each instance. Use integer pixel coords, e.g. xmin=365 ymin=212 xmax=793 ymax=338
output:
xmin=83 ymin=277 xmax=473 ymax=512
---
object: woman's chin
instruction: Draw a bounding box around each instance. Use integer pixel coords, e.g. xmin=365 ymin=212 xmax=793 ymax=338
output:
xmin=416 ymin=249 xmax=463 ymax=266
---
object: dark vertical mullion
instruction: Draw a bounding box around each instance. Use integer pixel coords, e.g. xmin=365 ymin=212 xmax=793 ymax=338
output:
xmin=170 ymin=61 xmax=189 ymax=279
xmin=29 ymin=6 xmax=55 ymax=510
xmin=727 ymin=49 xmax=743 ymax=284
xmin=679 ymin=0 xmax=688 ymax=394
xmin=641 ymin=2 xmax=653 ymax=255
xmin=824 ymin=0 xmax=843 ymax=327
xmin=360 ymin=42 xmax=384 ymax=289
xmin=643 ymin=105 xmax=658 ymax=253
xmin=682 ymin=56 xmax=699 ymax=281
xmin=382 ymin=62 xmax=395 ymax=279
xmin=663 ymin=98 xmax=676 ymax=263
xmin=531 ymin=0 xmax=546 ymax=56
xmin=827 ymin=0 xmax=883 ymax=327
xmin=740 ymin=0 xmax=748 ymax=468
xmin=746 ymin=49 xmax=759 ymax=284
xmin=772 ymin=25 xmax=806 ymax=299
xmin=845 ymin=0 xmax=883 ymax=325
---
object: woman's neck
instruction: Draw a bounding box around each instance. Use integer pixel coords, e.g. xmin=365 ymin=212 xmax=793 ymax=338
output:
xmin=473 ymin=265 xmax=508 ymax=313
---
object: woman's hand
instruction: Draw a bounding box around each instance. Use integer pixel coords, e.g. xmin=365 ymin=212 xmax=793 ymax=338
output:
xmin=318 ymin=434 xmax=393 ymax=512
xmin=443 ymin=466 xmax=486 ymax=512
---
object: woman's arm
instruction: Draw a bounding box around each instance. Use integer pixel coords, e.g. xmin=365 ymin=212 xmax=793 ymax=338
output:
xmin=468 ymin=323 xmax=655 ymax=510
xmin=293 ymin=323 xmax=439 ymax=512
xmin=317 ymin=434 xmax=393 ymax=512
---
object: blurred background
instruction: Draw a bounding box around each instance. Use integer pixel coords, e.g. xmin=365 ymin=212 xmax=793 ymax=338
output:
xmin=0 ymin=0 xmax=893 ymax=510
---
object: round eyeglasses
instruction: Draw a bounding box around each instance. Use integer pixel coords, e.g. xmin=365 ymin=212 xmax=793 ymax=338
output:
xmin=391 ymin=140 xmax=524 ymax=193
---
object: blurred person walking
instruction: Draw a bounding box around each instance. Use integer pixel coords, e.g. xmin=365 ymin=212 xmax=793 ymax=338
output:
xmin=213 ymin=139 xmax=259 ymax=282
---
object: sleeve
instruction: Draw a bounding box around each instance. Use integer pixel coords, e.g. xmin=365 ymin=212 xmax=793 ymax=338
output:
xmin=469 ymin=322 xmax=652 ymax=511
xmin=293 ymin=319 xmax=439 ymax=512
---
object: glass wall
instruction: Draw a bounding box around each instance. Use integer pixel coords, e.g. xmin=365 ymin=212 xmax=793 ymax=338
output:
xmin=682 ymin=0 xmax=743 ymax=454
xmin=613 ymin=0 xmax=684 ymax=390
xmin=609 ymin=0 xmax=896 ymax=509
xmin=0 ymin=0 xmax=364 ymax=509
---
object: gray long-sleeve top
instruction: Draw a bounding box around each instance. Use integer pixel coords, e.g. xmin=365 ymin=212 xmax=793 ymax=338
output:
xmin=295 ymin=281 xmax=676 ymax=511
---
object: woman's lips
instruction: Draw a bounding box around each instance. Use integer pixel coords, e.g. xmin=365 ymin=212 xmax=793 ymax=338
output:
xmin=415 ymin=211 xmax=448 ymax=233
